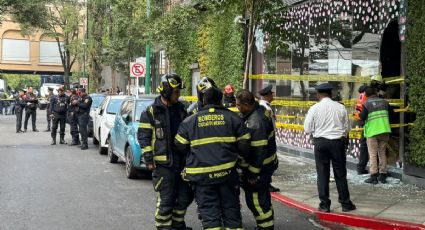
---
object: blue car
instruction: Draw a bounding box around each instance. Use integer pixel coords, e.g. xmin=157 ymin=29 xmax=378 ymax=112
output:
xmin=108 ymin=95 xmax=156 ymax=179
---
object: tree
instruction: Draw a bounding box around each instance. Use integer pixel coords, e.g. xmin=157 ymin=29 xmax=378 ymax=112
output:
xmin=0 ymin=0 xmax=48 ymax=27
xmin=242 ymin=0 xmax=286 ymax=89
xmin=39 ymin=0 xmax=85 ymax=89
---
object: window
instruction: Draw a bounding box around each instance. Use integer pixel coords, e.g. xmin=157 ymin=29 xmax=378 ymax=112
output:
xmin=2 ymin=39 xmax=30 ymax=62
xmin=135 ymin=99 xmax=154 ymax=122
xmin=40 ymin=41 xmax=62 ymax=63
xmin=106 ymin=99 xmax=124 ymax=114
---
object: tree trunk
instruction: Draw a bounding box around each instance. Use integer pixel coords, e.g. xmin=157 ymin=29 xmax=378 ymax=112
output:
xmin=299 ymin=44 xmax=307 ymax=100
xmin=243 ymin=2 xmax=255 ymax=90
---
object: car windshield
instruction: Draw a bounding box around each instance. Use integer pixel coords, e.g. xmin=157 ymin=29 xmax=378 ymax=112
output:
xmin=106 ymin=99 xmax=124 ymax=114
xmin=91 ymin=95 xmax=106 ymax=109
xmin=135 ymin=99 xmax=154 ymax=122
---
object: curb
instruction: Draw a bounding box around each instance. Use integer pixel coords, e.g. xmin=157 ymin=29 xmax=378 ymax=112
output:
xmin=271 ymin=192 xmax=425 ymax=230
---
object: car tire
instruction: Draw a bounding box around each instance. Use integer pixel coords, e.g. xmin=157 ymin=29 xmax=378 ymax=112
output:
xmin=125 ymin=147 xmax=138 ymax=179
xmin=93 ymin=136 xmax=99 ymax=145
xmin=98 ymin=132 xmax=107 ymax=155
xmin=108 ymin=138 xmax=118 ymax=163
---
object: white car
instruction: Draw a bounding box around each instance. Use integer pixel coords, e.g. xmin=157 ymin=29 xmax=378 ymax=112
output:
xmin=93 ymin=95 xmax=127 ymax=155
xmin=39 ymin=83 xmax=62 ymax=97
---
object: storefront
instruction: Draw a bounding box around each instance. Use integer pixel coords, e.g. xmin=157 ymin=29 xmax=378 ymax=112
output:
xmin=251 ymin=0 xmax=411 ymax=177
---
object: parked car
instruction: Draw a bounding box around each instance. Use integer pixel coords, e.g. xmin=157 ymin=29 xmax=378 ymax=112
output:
xmin=93 ymin=95 xmax=127 ymax=155
xmin=108 ymin=95 xmax=156 ymax=178
xmin=39 ymin=83 xmax=61 ymax=98
xmin=89 ymin=93 xmax=106 ymax=138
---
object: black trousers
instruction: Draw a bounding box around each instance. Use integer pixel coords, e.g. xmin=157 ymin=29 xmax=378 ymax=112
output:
xmin=51 ymin=115 xmax=66 ymax=139
xmin=314 ymin=138 xmax=352 ymax=208
xmin=16 ymin=111 xmax=23 ymax=131
xmin=152 ymin=166 xmax=193 ymax=230
xmin=77 ymin=113 xmax=89 ymax=145
xmin=244 ymin=174 xmax=274 ymax=230
xmin=46 ymin=112 xmax=52 ymax=130
xmin=24 ymin=109 xmax=37 ymax=130
xmin=357 ymin=135 xmax=369 ymax=171
xmin=68 ymin=114 xmax=79 ymax=143
xmin=195 ymin=172 xmax=242 ymax=230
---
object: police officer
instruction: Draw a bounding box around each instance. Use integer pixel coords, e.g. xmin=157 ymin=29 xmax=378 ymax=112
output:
xmin=45 ymin=87 xmax=54 ymax=132
xmin=235 ymin=89 xmax=278 ymax=230
xmin=23 ymin=87 xmax=39 ymax=132
xmin=15 ymin=89 xmax=26 ymax=133
xmin=304 ymin=83 xmax=356 ymax=213
xmin=74 ymin=88 xmax=92 ymax=150
xmin=137 ymin=74 xmax=193 ymax=230
xmin=68 ymin=89 xmax=80 ymax=146
xmin=175 ymin=80 xmax=250 ymax=230
xmin=50 ymin=88 xmax=68 ymax=145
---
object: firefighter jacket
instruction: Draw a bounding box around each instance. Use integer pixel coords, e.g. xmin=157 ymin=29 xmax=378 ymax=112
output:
xmin=240 ymin=103 xmax=278 ymax=177
xmin=138 ymin=96 xmax=188 ymax=168
xmin=174 ymin=105 xmax=251 ymax=185
xmin=50 ymin=95 xmax=69 ymax=116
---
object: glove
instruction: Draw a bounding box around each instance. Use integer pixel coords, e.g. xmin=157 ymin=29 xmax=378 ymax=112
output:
xmin=243 ymin=170 xmax=259 ymax=186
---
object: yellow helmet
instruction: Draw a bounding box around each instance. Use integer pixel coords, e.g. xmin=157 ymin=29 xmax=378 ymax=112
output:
xmin=371 ymin=74 xmax=383 ymax=82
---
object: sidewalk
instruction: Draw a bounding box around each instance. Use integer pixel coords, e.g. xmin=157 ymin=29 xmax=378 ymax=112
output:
xmin=272 ymin=151 xmax=425 ymax=229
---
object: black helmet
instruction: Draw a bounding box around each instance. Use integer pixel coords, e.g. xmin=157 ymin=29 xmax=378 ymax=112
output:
xmin=157 ymin=73 xmax=184 ymax=99
xmin=196 ymin=77 xmax=221 ymax=106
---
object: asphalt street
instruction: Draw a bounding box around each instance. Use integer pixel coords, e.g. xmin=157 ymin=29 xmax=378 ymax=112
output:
xmin=0 ymin=110 xmax=324 ymax=230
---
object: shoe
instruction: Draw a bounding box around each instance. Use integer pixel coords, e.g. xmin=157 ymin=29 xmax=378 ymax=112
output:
xmin=342 ymin=203 xmax=357 ymax=212
xmin=269 ymin=184 xmax=281 ymax=192
xmin=51 ymin=140 xmax=56 ymax=145
xmin=81 ymin=145 xmax=88 ymax=150
xmin=60 ymin=138 xmax=66 ymax=144
xmin=378 ymin=173 xmax=387 ymax=184
xmin=24 ymin=129 xmax=27 ymax=132
xmin=68 ymin=141 xmax=80 ymax=146
xmin=33 ymin=129 xmax=39 ymax=132
xmin=364 ymin=174 xmax=378 ymax=184
xmin=44 ymin=129 xmax=51 ymax=132
xmin=16 ymin=130 xmax=23 ymax=133
xmin=318 ymin=206 xmax=330 ymax=213
xmin=172 ymin=227 xmax=193 ymax=230
xmin=357 ymin=169 xmax=369 ymax=175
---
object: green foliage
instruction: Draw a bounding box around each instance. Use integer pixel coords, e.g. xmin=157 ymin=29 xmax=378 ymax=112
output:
xmin=0 ymin=74 xmax=41 ymax=91
xmin=406 ymin=0 xmax=425 ymax=167
xmin=150 ymin=5 xmax=200 ymax=95
xmin=0 ymin=0 xmax=48 ymax=27
xmin=200 ymin=3 xmax=244 ymax=91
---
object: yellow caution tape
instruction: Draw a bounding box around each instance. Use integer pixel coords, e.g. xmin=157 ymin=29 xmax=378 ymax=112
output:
xmin=249 ymin=74 xmax=372 ymax=83
xmin=275 ymin=122 xmax=414 ymax=140
xmin=181 ymin=96 xmax=198 ymax=102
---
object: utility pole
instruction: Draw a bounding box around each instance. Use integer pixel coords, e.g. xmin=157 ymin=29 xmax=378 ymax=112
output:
xmin=145 ymin=0 xmax=151 ymax=94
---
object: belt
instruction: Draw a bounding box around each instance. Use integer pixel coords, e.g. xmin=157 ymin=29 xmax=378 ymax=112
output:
xmin=314 ymin=137 xmax=343 ymax=141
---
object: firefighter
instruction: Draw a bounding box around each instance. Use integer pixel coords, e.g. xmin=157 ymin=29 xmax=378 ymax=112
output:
xmin=186 ymin=77 xmax=217 ymax=115
xmin=50 ymin=88 xmax=68 ymax=145
xmin=175 ymin=80 xmax=250 ymax=230
xmin=236 ymin=89 xmax=278 ymax=230
xmin=137 ymin=74 xmax=193 ymax=230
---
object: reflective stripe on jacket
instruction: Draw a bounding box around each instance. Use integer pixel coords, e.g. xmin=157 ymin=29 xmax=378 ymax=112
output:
xmin=137 ymin=96 xmax=187 ymax=168
xmin=241 ymin=103 xmax=278 ymax=176
xmin=362 ymin=96 xmax=391 ymax=138
xmin=175 ymin=105 xmax=250 ymax=185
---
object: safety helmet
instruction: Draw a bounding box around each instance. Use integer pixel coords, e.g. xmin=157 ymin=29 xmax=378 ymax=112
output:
xmin=196 ymin=77 xmax=218 ymax=103
xmin=157 ymin=73 xmax=184 ymax=100
xmin=224 ymin=84 xmax=234 ymax=94
xmin=371 ymin=74 xmax=383 ymax=82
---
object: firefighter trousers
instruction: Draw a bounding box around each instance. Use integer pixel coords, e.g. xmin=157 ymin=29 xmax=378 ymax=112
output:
xmin=194 ymin=172 xmax=243 ymax=230
xmin=244 ymin=174 xmax=274 ymax=230
xmin=152 ymin=166 xmax=193 ymax=230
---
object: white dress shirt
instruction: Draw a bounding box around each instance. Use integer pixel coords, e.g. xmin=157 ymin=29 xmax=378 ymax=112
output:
xmin=304 ymin=97 xmax=350 ymax=139
xmin=259 ymin=99 xmax=276 ymax=128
